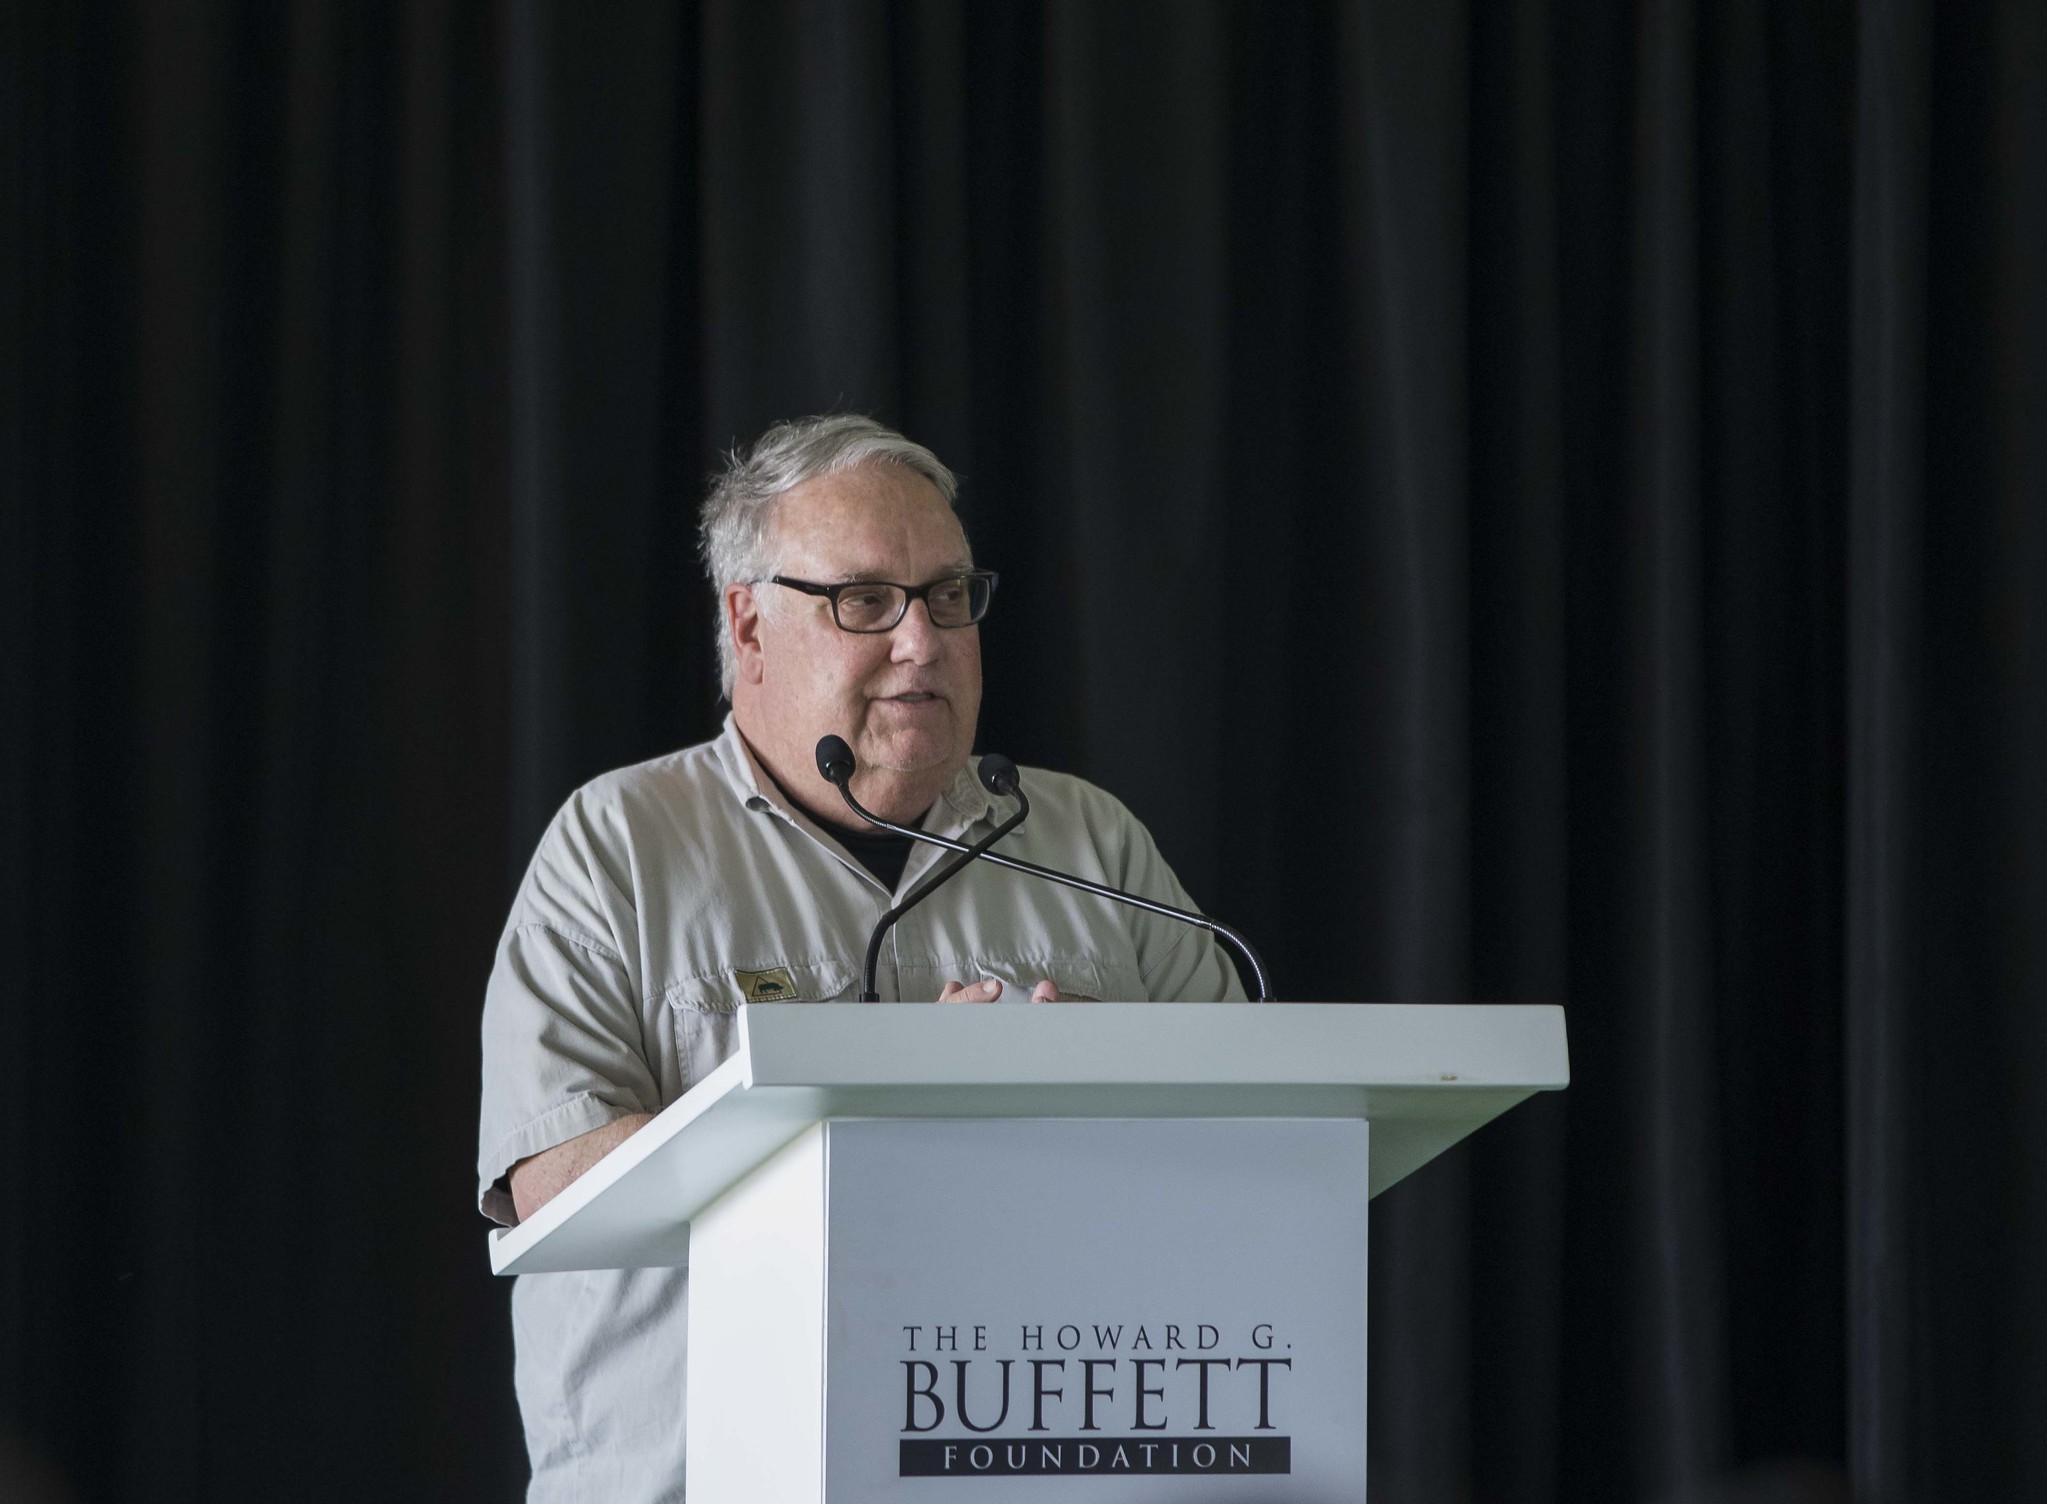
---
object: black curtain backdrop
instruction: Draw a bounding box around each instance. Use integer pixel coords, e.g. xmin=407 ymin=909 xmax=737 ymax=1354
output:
xmin=5 ymin=2 xmax=2043 ymax=1502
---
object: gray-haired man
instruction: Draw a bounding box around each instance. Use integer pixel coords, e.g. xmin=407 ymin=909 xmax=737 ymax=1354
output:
xmin=478 ymin=414 xmax=1243 ymax=1500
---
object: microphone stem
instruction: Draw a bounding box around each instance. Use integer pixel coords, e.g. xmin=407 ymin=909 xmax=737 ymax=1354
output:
xmin=836 ymin=783 xmax=1274 ymax=1002
xmin=861 ymin=788 xmax=1030 ymax=1001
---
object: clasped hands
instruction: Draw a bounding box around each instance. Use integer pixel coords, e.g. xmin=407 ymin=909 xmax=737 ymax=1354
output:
xmin=937 ymin=978 xmax=1062 ymax=1003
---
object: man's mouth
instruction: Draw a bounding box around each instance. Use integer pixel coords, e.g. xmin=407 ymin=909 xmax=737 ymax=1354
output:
xmin=881 ymin=691 xmax=942 ymax=705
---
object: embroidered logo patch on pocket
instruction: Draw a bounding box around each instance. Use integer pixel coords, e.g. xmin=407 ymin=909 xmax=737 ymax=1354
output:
xmin=734 ymin=966 xmax=798 ymax=1001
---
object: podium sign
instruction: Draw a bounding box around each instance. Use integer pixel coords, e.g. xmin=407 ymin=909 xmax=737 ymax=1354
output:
xmin=824 ymin=1119 xmax=1367 ymax=1497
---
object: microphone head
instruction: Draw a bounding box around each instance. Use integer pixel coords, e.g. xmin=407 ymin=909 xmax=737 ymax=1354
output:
xmin=815 ymin=735 xmax=856 ymax=786
xmin=976 ymin=752 xmax=1021 ymax=796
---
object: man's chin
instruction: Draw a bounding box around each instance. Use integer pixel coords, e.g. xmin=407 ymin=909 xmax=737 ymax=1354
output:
xmin=855 ymin=721 xmax=962 ymax=776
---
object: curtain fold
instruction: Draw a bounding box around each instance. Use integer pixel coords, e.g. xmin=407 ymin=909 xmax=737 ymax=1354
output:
xmin=1845 ymin=0 xmax=1927 ymax=1498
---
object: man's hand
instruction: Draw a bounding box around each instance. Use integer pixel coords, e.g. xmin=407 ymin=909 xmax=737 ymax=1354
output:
xmin=936 ymin=978 xmax=1063 ymax=1003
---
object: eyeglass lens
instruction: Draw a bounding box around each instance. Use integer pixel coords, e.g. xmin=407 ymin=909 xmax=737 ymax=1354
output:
xmin=835 ymin=576 xmax=989 ymax=631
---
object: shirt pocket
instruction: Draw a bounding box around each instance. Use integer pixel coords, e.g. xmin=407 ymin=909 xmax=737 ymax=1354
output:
xmin=662 ymin=960 xmax=859 ymax=1089
xmin=1080 ymin=957 xmax=1148 ymax=1002
xmin=1041 ymin=956 xmax=1147 ymax=1003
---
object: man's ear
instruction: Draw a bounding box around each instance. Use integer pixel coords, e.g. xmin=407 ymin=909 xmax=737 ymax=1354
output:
xmin=725 ymin=583 xmax=767 ymax=685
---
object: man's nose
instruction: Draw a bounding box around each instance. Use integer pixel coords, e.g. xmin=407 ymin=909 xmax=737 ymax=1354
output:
xmin=889 ymin=599 xmax=942 ymax=663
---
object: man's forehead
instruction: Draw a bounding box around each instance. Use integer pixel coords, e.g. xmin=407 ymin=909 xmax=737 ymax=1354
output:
xmin=770 ymin=463 xmax=971 ymax=573
xmin=824 ymin=559 xmax=974 ymax=584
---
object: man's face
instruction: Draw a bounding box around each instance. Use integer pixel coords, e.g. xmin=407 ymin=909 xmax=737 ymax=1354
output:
xmin=731 ymin=462 xmax=982 ymax=817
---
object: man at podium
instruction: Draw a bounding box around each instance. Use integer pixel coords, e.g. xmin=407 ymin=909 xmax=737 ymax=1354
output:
xmin=478 ymin=414 xmax=1244 ymax=1501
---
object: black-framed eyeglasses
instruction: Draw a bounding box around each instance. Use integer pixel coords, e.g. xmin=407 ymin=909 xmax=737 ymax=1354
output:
xmin=764 ymin=571 xmax=999 ymax=633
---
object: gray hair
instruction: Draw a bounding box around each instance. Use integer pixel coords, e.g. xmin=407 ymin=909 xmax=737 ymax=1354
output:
xmin=699 ymin=414 xmax=960 ymax=695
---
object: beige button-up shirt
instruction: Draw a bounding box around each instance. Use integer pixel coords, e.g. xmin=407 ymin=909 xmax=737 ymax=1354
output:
xmin=478 ymin=716 xmax=1243 ymax=1501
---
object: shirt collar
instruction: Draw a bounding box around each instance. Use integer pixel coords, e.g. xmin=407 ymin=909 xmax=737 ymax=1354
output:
xmin=936 ymin=760 xmax=996 ymax=827
xmin=713 ymin=712 xmax=780 ymax=814
xmin=714 ymin=712 xmax=995 ymax=838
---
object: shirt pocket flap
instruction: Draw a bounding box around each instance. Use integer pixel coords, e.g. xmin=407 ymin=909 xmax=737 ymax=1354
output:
xmin=1039 ymin=958 xmax=1146 ymax=1004
xmin=1098 ymin=961 xmax=1149 ymax=1002
xmin=664 ymin=960 xmax=858 ymax=1014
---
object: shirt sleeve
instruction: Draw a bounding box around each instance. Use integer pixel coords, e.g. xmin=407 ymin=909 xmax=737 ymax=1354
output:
xmin=1098 ymin=792 xmax=1251 ymax=1003
xmin=476 ymin=796 xmax=660 ymax=1226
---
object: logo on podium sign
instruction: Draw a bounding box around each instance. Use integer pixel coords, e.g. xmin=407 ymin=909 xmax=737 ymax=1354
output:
xmin=895 ymin=1318 xmax=1294 ymax=1477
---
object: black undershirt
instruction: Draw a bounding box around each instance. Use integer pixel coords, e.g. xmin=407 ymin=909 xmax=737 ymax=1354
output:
xmin=762 ymin=766 xmax=916 ymax=890
xmin=828 ymin=821 xmax=917 ymax=891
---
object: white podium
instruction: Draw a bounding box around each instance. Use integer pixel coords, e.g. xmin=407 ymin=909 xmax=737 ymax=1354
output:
xmin=489 ymin=1002 xmax=1568 ymax=1501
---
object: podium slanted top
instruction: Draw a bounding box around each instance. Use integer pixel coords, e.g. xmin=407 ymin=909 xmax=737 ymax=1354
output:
xmin=489 ymin=1001 xmax=1568 ymax=1276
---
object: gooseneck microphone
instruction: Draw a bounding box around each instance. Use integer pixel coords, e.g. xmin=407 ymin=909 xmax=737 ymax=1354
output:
xmin=814 ymin=735 xmax=1273 ymax=1001
xmin=827 ymin=738 xmax=1030 ymax=1001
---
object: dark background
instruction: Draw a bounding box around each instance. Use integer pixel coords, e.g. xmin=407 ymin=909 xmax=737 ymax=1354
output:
xmin=5 ymin=1 xmax=2043 ymax=1501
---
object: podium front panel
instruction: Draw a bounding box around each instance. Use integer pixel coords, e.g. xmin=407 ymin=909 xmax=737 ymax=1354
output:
xmin=821 ymin=1118 xmax=1369 ymax=1500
